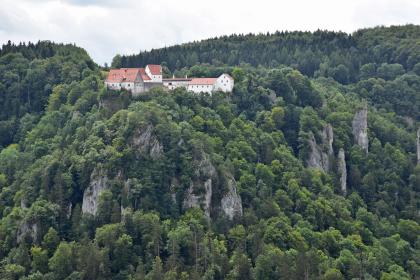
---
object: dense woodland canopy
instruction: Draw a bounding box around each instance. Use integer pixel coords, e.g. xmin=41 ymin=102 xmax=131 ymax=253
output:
xmin=0 ymin=25 xmax=419 ymax=280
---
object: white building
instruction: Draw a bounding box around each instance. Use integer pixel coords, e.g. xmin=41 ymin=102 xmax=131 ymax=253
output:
xmin=187 ymin=78 xmax=217 ymax=94
xmin=105 ymin=68 xmax=145 ymax=94
xmin=162 ymin=77 xmax=191 ymax=90
xmin=187 ymin=74 xmax=234 ymax=94
xmin=105 ymin=66 xmax=234 ymax=95
xmin=105 ymin=65 xmax=162 ymax=96
xmin=145 ymin=65 xmax=163 ymax=83
xmin=214 ymin=73 xmax=234 ymax=92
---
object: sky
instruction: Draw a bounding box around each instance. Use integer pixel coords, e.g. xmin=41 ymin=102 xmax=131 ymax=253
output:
xmin=1 ymin=0 xmax=419 ymax=65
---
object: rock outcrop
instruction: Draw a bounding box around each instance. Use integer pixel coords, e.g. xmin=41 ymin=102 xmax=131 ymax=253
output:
xmin=132 ymin=125 xmax=163 ymax=159
xmin=82 ymin=168 xmax=108 ymax=215
xmin=307 ymin=124 xmax=334 ymax=172
xmin=417 ymin=128 xmax=420 ymax=165
xmin=184 ymin=179 xmax=213 ymax=218
xmin=221 ymin=175 xmax=243 ymax=220
xmin=66 ymin=203 xmax=72 ymax=219
xmin=352 ymin=107 xmax=369 ymax=153
xmin=181 ymin=153 xmax=244 ymax=220
xmin=338 ymin=149 xmax=347 ymax=195
xmin=17 ymin=221 xmax=38 ymax=244
xmin=183 ymin=153 xmax=216 ymax=218
xmin=170 ymin=177 xmax=180 ymax=204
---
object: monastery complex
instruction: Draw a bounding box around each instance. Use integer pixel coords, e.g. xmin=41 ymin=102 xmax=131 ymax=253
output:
xmin=105 ymin=65 xmax=234 ymax=95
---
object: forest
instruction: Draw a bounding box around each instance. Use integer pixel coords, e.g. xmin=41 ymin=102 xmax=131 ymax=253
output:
xmin=0 ymin=25 xmax=419 ymax=280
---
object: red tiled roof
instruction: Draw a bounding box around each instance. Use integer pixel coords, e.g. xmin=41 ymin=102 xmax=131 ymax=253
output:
xmin=106 ymin=68 xmax=142 ymax=83
xmin=162 ymin=78 xmax=192 ymax=82
xmin=146 ymin=64 xmax=162 ymax=75
xmin=139 ymin=68 xmax=151 ymax=81
xmin=189 ymin=78 xmax=217 ymax=85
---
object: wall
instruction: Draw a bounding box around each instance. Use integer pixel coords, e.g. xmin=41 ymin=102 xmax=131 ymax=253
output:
xmin=163 ymin=80 xmax=190 ymax=90
xmin=187 ymin=84 xmax=214 ymax=94
xmin=215 ymin=74 xmax=234 ymax=92
xmin=145 ymin=66 xmax=162 ymax=83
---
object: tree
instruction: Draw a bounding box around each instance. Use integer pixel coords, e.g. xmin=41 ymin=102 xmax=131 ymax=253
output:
xmin=146 ymin=256 xmax=163 ymax=280
xmin=111 ymin=54 xmax=122 ymax=68
xmin=30 ymin=246 xmax=49 ymax=273
xmin=42 ymin=227 xmax=60 ymax=255
xmin=227 ymin=251 xmax=253 ymax=280
xmin=48 ymin=241 xmax=77 ymax=279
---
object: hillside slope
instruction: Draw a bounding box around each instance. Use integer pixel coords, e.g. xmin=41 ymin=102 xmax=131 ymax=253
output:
xmin=116 ymin=25 xmax=420 ymax=81
xmin=0 ymin=27 xmax=419 ymax=279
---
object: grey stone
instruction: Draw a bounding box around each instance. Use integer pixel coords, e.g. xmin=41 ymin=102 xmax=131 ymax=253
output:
xmin=17 ymin=221 xmax=38 ymax=244
xmin=82 ymin=168 xmax=108 ymax=215
xmin=183 ymin=152 xmax=216 ymax=218
xmin=306 ymin=124 xmax=334 ymax=172
xmin=338 ymin=148 xmax=347 ymax=195
xmin=221 ymin=175 xmax=243 ymax=220
xmin=352 ymin=107 xmax=369 ymax=153
xmin=132 ymin=125 xmax=163 ymax=159
xmin=183 ymin=179 xmax=213 ymax=218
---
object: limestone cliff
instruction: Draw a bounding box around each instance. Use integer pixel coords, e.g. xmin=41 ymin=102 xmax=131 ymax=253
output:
xmin=17 ymin=221 xmax=38 ymax=244
xmin=183 ymin=152 xmax=216 ymax=218
xmin=306 ymin=124 xmax=334 ymax=172
xmin=338 ymin=148 xmax=347 ymax=195
xmin=184 ymin=179 xmax=213 ymax=218
xmin=352 ymin=107 xmax=369 ymax=153
xmin=221 ymin=175 xmax=243 ymax=220
xmin=82 ymin=167 xmax=108 ymax=215
xmin=132 ymin=124 xmax=163 ymax=159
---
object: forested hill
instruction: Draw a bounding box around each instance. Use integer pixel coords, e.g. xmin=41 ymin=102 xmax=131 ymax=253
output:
xmin=0 ymin=26 xmax=419 ymax=280
xmin=115 ymin=25 xmax=420 ymax=82
xmin=0 ymin=41 xmax=96 ymax=148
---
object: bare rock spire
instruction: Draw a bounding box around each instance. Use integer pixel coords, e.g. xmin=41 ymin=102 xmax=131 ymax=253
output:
xmin=352 ymin=106 xmax=369 ymax=153
xmin=338 ymin=149 xmax=347 ymax=195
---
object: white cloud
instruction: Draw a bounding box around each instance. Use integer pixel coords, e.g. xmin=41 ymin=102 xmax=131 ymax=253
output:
xmin=0 ymin=0 xmax=419 ymax=65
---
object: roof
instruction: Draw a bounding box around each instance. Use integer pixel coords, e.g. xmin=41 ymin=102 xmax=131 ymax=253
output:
xmin=106 ymin=68 xmax=142 ymax=83
xmin=163 ymin=78 xmax=192 ymax=82
xmin=146 ymin=64 xmax=162 ymax=75
xmin=189 ymin=78 xmax=217 ymax=85
xmin=139 ymin=68 xmax=151 ymax=81
xmin=221 ymin=73 xmax=233 ymax=80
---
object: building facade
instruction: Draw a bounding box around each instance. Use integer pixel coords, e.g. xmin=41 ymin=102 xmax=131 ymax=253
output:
xmin=105 ymin=68 xmax=145 ymax=95
xmin=104 ymin=65 xmax=162 ymax=96
xmin=162 ymin=77 xmax=191 ymax=90
xmin=187 ymin=74 xmax=234 ymax=94
xmin=105 ymin=65 xmax=234 ymax=95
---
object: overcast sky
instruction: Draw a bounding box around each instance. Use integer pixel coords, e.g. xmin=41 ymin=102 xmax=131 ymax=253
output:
xmin=1 ymin=0 xmax=419 ymax=65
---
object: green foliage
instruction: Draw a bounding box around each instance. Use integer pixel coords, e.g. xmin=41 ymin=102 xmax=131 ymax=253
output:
xmin=0 ymin=26 xmax=419 ymax=279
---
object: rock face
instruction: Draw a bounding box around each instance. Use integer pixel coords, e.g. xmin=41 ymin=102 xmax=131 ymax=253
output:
xmin=66 ymin=203 xmax=72 ymax=219
xmin=221 ymin=175 xmax=243 ymax=220
xmin=338 ymin=149 xmax=347 ymax=195
xmin=417 ymin=128 xmax=420 ymax=165
xmin=132 ymin=125 xmax=163 ymax=159
xmin=17 ymin=221 xmax=38 ymax=244
xmin=82 ymin=168 xmax=108 ymax=215
xmin=183 ymin=153 xmax=216 ymax=218
xmin=184 ymin=179 xmax=213 ymax=218
xmin=352 ymin=107 xmax=369 ymax=153
xmin=182 ymin=153 xmax=243 ymax=220
xmin=307 ymin=124 xmax=334 ymax=172
xmin=170 ymin=177 xmax=180 ymax=204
